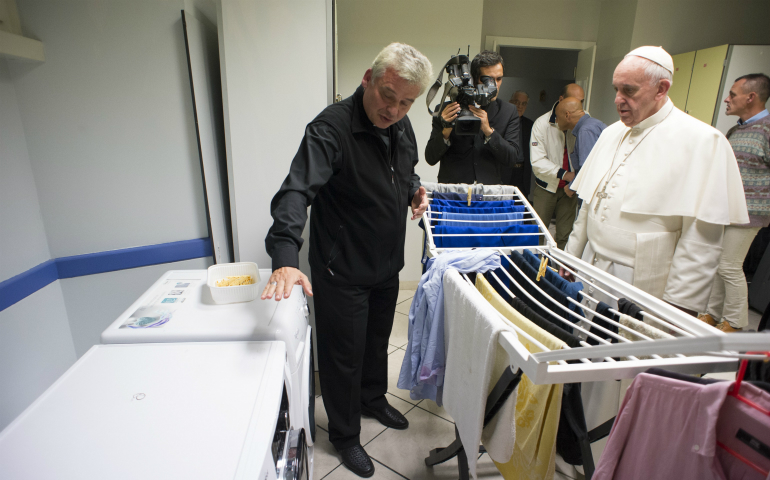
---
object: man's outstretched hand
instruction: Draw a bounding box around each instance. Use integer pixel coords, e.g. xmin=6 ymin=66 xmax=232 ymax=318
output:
xmin=261 ymin=266 xmax=313 ymax=301
xmin=411 ymin=186 xmax=428 ymax=220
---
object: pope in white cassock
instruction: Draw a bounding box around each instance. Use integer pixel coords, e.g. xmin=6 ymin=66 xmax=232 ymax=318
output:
xmin=563 ymin=46 xmax=748 ymax=314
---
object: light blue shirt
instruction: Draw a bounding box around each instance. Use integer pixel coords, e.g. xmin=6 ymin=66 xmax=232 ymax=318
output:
xmin=738 ymin=109 xmax=769 ymax=125
xmin=398 ymin=250 xmax=501 ymax=405
xmin=569 ymin=114 xmax=607 ymax=188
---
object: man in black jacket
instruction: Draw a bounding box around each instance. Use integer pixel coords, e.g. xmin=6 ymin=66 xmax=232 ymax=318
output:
xmin=424 ymin=50 xmax=522 ymax=184
xmin=509 ymin=90 xmax=534 ymax=197
xmin=262 ymin=43 xmax=432 ymax=478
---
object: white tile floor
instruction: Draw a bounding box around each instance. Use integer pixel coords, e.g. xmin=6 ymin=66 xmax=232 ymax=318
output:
xmin=312 ymin=289 xmax=579 ymax=480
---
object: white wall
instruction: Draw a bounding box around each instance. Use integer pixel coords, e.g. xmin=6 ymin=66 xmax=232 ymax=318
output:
xmin=0 ymin=58 xmax=76 ymax=431
xmin=630 ymin=0 xmax=770 ymax=55
xmin=218 ymin=0 xmax=329 ymax=269
xmin=0 ymin=59 xmax=50 ymax=280
xmin=589 ymin=0 xmax=638 ymax=125
xmin=481 ymin=0 xmax=602 ymax=47
xmin=11 ymin=0 xmax=209 ymax=258
xmin=336 ymin=0 xmax=484 ymax=282
xmin=1 ymin=0 xmax=219 ymax=429
xmin=60 ymin=257 xmax=212 ymax=357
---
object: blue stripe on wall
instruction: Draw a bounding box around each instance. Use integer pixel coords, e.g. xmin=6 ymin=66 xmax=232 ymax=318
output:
xmin=0 ymin=238 xmax=212 ymax=312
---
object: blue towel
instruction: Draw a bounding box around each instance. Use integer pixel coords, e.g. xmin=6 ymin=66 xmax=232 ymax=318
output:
xmin=522 ymin=249 xmax=584 ymax=317
xmin=431 ymin=192 xmax=485 ymax=201
xmin=431 ymin=212 xmax=524 ymax=228
xmin=429 ymin=205 xmax=525 ymax=214
xmin=432 ymin=224 xmax=540 ymax=248
xmin=431 ymin=199 xmax=519 ymax=209
xmin=398 ymin=250 xmax=501 ymax=404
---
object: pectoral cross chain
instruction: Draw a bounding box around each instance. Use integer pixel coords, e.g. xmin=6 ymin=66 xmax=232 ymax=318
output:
xmin=594 ymin=188 xmax=609 ymax=213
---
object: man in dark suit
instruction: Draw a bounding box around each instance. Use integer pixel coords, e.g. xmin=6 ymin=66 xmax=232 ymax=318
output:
xmin=508 ymin=90 xmax=534 ymax=197
xmin=424 ymin=50 xmax=522 ymax=184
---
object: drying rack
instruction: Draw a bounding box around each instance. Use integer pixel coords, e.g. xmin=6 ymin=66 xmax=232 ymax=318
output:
xmin=418 ymin=183 xmax=765 ymax=479
xmin=421 ymin=184 xmax=554 ymax=258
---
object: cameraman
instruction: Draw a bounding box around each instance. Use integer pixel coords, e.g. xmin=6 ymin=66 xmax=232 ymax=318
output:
xmin=425 ymin=50 xmax=522 ymax=184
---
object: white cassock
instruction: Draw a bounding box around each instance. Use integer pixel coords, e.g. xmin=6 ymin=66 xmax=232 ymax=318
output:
xmin=563 ymin=99 xmax=748 ymax=465
xmin=566 ymin=98 xmax=748 ymax=309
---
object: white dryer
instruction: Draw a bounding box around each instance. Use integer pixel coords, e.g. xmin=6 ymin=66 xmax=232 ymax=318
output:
xmin=100 ymin=268 xmax=316 ymax=449
xmin=0 ymin=342 xmax=310 ymax=480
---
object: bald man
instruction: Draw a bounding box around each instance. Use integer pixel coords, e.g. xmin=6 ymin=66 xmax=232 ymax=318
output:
xmin=530 ymin=83 xmax=585 ymax=248
xmin=555 ymin=97 xmax=607 ymax=197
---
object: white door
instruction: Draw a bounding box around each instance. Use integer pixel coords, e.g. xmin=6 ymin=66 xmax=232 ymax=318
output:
xmin=575 ymin=45 xmax=596 ymax=112
xmin=182 ymin=9 xmax=233 ymax=264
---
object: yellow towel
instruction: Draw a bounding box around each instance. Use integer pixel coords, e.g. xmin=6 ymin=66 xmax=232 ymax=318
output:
xmin=476 ymin=275 xmax=565 ymax=480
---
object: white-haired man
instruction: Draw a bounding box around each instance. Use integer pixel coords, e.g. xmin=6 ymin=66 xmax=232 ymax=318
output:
xmin=263 ymin=43 xmax=433 ymax=477
xmin=563 ymin=46 xmax=748 ymax=313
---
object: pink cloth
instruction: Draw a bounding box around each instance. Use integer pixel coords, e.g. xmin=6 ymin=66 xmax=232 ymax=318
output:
xmin=594 ymin=373 xmax=770 ymax=480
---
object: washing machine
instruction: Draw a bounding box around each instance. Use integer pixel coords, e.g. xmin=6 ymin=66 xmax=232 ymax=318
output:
xmin=0 ymin=342 xmax=310 ymax=479
xmin=100 ymin=268 xmax=315 ymax=451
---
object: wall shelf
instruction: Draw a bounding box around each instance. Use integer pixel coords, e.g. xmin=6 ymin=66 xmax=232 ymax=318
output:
xmin=0 ymin=30 xmax=44 ymax=62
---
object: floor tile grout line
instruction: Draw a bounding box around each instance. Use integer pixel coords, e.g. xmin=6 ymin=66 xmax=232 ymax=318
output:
xmin=554 ymin=466 xmax=579 ymax=480
xmin=320 ymin=463 xmax=343 ymax=480
xmin=371 ymin=457 xmax=412 ymax=480
xmin=412 ymin=402 xmax=454 ymax=424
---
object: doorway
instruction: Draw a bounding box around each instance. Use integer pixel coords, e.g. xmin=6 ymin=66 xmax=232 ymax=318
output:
xmin=498 ymin=46 xmax=581 ymax=121
xmin=486 ymin=36 xmax=596 ymax=115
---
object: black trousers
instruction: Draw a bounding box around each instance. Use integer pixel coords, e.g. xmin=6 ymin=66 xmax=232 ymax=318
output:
xmin=312 ymin=267 xmax=399 ymax=450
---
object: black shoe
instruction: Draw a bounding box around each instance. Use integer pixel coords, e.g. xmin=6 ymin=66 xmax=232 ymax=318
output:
xmin=338 ymin=444 xmax=375 ymax=478
xmin=361 ymin=403 xmax=409 ymax=430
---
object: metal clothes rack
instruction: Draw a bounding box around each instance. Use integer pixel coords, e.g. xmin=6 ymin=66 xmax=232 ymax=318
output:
xmin=423 ymin=186 xmax=552 ymax=254
xmin=419 ymin=183 xmax=764 ymax=480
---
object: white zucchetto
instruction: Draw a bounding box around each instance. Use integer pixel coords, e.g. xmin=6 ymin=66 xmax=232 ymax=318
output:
xmin=625 ymin=46 xmax=674 ymax=74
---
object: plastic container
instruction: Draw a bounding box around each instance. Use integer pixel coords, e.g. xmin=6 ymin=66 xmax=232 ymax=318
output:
xmin=207 ymin=262 xmax=261 ymax=304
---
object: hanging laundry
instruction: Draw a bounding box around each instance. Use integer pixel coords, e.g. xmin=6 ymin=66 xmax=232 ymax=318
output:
xmin=421 ymin=181 xmax=517 ymax=201
xmin=617 ymin=297 xmax=645 ymax=321
xmin=586 ymin=302 xmax=620 ymax=345
xmin=476 ymin=275 xmax=564 ymax=480
xmin=481 ymin=272 xmax=592 ymax=469
xmin=496 ymin=252 xmax=577 ymax=329
xmin=431 ymin=192 xmax=484 ymax=201
xmin=430 ymin=205 xmax=525 ymax=214
xmin=432 ymin=224 xmax=540 ymax=248
xmin=617 ymin=313 xmax=675 ymax=360
xmin=432 ymin=199 xmax=521 ymax=209
xmin=483 ymin=271 xmax=581 ymax=348
xmin=398 ymin=250 xmax=501 ymax=404
xmin=432 ymin=212 xmax=524 ymax=228
xmin=522 ymin=249 xmax=584 ymax=317
xmin=594 ymin=373 xmax=770 ymax=480
xmin=442 ymin=270 xmax=519 ymax=480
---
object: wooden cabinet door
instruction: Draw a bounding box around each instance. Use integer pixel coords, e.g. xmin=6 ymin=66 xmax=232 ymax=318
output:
xmin=669 ymin=51 xmax=695 ymax=111
xmin=685 ymin=44 xmax=729 ymax=124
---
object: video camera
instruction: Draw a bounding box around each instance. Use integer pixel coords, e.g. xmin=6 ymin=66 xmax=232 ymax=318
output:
xmin=426 ymin=53 xmax=498 ymax=136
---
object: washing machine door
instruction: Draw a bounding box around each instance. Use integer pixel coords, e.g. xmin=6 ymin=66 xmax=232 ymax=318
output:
xmin=276 ymin=429 xmax=309 ymax=480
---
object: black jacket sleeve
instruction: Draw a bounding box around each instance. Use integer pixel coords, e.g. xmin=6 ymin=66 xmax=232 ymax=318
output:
xmin=406 ymin=125 xmax=422 ymax=202
xmin=265 ymin=122 xmax=343 ymax=271
xmin=484 ymin=107 xmax=522 ymax=168
xmin=424 ymin=111 xmax=448 ymax=166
